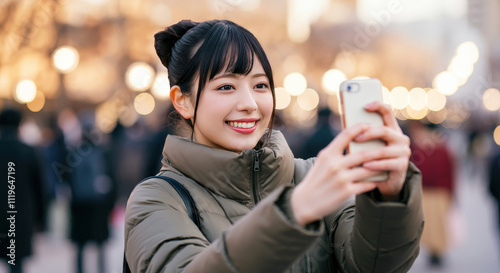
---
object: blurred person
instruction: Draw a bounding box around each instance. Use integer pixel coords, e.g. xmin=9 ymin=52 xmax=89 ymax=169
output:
xmin=489 ymin=147 xmax=500 ymax=254
xmin=301 ymin=107 xmax=339 ymax=159
xmin=68 ymin=125 xmax=116 ymax=273
xmin=124 ymin=19 xmax=423 ymax=273
xmin=408 ymin=120 xmax=455 ymax=267
xmin=0 ymin=108 xmax=46 ymax=273
xmin=108 ymin=121 xmax=150 ymax=204
xmin=272 ymin=110 xmax=307 ymax=157
xmin=144 ymin=106 xmax=176 ymax=177
xmin=39 ymin=116 xmax=68 ymax=227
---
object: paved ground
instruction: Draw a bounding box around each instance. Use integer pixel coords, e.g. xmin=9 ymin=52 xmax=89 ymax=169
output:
xmin=1 ymin=163 xmax=499 ymax=273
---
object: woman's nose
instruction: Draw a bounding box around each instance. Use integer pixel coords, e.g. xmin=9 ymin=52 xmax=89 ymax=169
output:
xmin=236 ymin=87 xmax=258 ymax=112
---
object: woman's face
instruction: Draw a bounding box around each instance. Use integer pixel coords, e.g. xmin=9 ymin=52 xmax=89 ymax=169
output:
xmin=191 ymin=58 xmax=274 ymax=152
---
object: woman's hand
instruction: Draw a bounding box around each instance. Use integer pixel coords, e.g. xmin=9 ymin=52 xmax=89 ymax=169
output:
xmin=355 ymin=101 xmax=410 ymax=200
xmin=290 ymin=102 xmax=410 ymax=226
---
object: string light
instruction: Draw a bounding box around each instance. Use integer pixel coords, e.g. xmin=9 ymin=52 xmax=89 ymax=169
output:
xmin=322 ymin=69 xmax=346 ymax=94
xmin=53 ymin=46 xmax=79 ymax=73
xmin=134 ymin=92 xmax=155 ymax=115
xmin=390 ymin=86 xmax=409 ymax=110
xmin=15 ymin=80 xmax=37 ymax=103
xmin=408 ymin=87 xmax=427 ymax=110
xmin=297 ymin=88 xmax=319 ymax=111
xmin=433 ymin=71 xmax=459 ymax=96
xmin=126 ymin=62 xmax=155 ymax=92
xmin=151 ymin=72 xmax=171 ymax=100
xmin=482 ymin=88 xmax=500 ymax=111
xmin=283 ymin=72 xmax=307 ymax=96
xmin=27 ymin=91 xmax=45 ymax=112
xmin=275 ymin=87 xmax=291 ymax=110
xmin=427 ymin=89 xmax=447 ymax=111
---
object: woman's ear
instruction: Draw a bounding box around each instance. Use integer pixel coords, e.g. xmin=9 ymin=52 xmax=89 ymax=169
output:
xmin=170 ymin=85 xmax=194 ymax=120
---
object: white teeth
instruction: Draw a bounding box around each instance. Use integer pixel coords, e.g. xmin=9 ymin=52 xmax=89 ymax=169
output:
xmin=228 ymin=121 xmax=255 ymax=129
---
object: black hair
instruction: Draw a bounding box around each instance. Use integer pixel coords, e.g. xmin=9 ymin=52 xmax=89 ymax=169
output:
xmin=154 ymin=19 xmax=276 ymax=141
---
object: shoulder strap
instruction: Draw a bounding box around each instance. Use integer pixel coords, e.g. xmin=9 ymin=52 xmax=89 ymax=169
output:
xmin=123 ymin=175 xmax=200 ymax=273
xmin=149 ymin=175 xmax=201 ymax=227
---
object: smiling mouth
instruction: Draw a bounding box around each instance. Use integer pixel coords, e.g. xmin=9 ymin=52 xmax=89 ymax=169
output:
xmin=226 ymin=121 xmax=256 ymax=129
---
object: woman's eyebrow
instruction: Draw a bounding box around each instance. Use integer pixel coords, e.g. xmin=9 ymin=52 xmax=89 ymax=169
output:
xmin=212 ymin=73 xmax=238 ymax=81
xmin=252 ymin=73 xmax=267 ymax=79
xmin=212 ymin=72 xmax=267 ymax=81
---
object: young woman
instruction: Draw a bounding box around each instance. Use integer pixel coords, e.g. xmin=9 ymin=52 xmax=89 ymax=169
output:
xmin=124 ymin=19 xmax=423 ymax=273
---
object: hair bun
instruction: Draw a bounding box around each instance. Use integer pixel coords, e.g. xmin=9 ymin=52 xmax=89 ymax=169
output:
xmin=154 ymin=20 xmax=199 ymax=68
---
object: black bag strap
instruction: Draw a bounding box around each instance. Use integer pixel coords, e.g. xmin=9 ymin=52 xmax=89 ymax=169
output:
xmin=123 ymin=175 xmax=201 ymax=273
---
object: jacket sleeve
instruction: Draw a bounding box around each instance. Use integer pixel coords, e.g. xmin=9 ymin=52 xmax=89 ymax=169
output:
xmin=125 ymin=179 xmax=323 ymax=273
xmin=325 ymin=162 xmax=424 ymax=273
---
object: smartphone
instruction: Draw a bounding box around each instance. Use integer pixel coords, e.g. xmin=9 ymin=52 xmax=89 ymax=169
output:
xmin=339 ymin=78 xmax=388 ymax=181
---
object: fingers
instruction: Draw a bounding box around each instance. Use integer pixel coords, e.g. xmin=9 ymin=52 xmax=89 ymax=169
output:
xmin=342 ymin=145 xmax=411 ymax=168
xmin=363 ymin=158 xmax=409 ymax=173
xmin=330 ymin=167 xmax=381 ymax=197
xmin=348 ymin=181 xmax=378 ymax=196
xmin=354 ymin=125 xmax=410 ymax=146
xmin=321 ymin=123 xmax=370 ymax=155
xmin=364 ymin=101 xmax=401 ymax=132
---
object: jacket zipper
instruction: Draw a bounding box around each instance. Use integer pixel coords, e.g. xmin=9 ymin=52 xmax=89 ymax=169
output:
xmin=251 ymin=150 xmax=262 ymax=205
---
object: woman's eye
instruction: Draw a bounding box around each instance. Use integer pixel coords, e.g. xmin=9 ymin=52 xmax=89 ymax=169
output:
xmin=255 ymin=83 xmax=269 ymax=89
xmin=217 ymin=85 xmax=234 ymax=91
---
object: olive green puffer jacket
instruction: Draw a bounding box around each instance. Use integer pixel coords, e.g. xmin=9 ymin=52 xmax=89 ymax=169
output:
xmin=124 ymin=130 xmax=424 ymax=273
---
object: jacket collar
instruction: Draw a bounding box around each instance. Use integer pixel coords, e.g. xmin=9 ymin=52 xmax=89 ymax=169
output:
xmin=160 ymin=130 xmax=295 ymax=203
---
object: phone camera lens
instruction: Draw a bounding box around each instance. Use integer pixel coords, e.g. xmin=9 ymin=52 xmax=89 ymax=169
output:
xmin=347 ymin=85 xmax=352 ymax=91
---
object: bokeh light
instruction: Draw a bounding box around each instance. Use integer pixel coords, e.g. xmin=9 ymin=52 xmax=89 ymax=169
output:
xmin=482 ymin=88 xmax=500 ymax=111
xmin=297 ymin=88 xmax=319 ymax=111
xmin=427 ymin=108 xmax=447 ymax=124
xmin=26 ymin=91 xmax=46 ymax=112
xmin=289 ymin=101 xmax=317 ymax=126
xmin=283 ymin=72 xmax=307 ymax=96
xmin=408 ymin=87 xmax=427 ymax=110
xmin=390 ymin=86 xmax=410 ymax=110
xmin=381 ymin=86 xmax=391 ymax=105
xmin=427 ymin=88 xmax=447 ymax=111
xmin=151 ymin=72 xmax=171 ymax=100
xmin=275 ymin=87 xmax=291 ymax=110
xmin=96 ymin=101 xmax=119 ymax=133
xmin=15 ymin=80 xmax=37 ymax=103
xmin=64 ymin=58 xmax=116 ymax=103
xmin=322 ymin=69 xmax=346 ymax=94
xmin=447 ymin=55 xmax=474 ymax=85
xmin=393 ymin=108 xmax=408 ymax=121
xmin=433 ymin=71 xmax=459 ymax=96
xmin=119 ymin=104 xmax=139 ymax=127
xmin=52 ymin=46 xmax=79 ymax=73
xmin=494 ymin=126 xmax=500 ymax=146
xmin=456 ymin=41 xmax=479 ymax=64
xmin=134 ymin=92 xmax=155 ymax=115
xmin=406 ymin=105 xmax=428 ymax=120
xmin=126 ymin=62 xmax=155 ymax=92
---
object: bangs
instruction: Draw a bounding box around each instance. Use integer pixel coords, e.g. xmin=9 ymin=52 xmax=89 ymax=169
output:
xmin=199 ymin=23 xmax=259 ymax=83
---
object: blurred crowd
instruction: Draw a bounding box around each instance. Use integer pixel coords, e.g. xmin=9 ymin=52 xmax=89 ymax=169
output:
xmin=1 ymin=105 xmax=500 ymax=273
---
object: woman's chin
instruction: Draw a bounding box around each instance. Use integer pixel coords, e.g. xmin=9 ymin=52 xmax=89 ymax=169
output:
xmin=223 ymin=141 xmax=258 ymax=152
